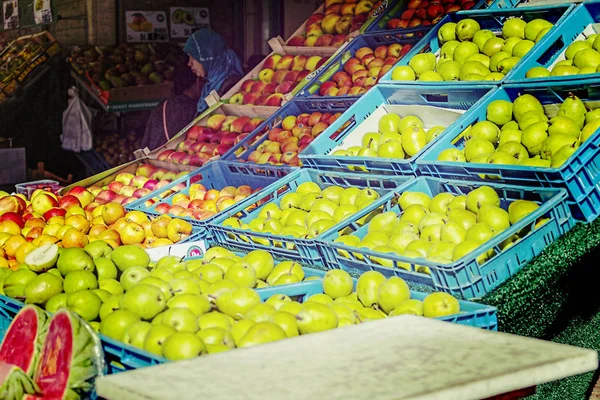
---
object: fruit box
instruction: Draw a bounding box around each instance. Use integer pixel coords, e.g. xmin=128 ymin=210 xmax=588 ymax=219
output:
xmin=127 ymin=160 xmax=293 ymax=235
xmin=212 ymin=37 xmax=340 ymax=112
xmin=282 ymin=0 xmax=393 ymax=55
xmin=144 ymin=101 xmax=278 ymax=172
xmin=221 ymin=96 xmax=360 ymax=169
xmin=417 ymin=81 xmax=600 ymax=222
xmin=207 ymin=168 xmax=409 ymax=267
xmin=364 ymin=0 xmax=523 ymax=34
xmin=507 ymin=2 xmax=600 ymax=85
xmin=295 ymin=31 xmax=422 ymax=98
xmin=59 ymin=157 xmax=187 ymax=196
xmin=299 ymin=84 xmax=495 ymax=176
xmin=378 ymin=4 xmax=575 ymax=87
xmin=15 ymin=179 xmax=62 ymax=198
xmin=318 ymin=177 xmax=574 ymax=300
xmin=258 ymin=279 xmax=498 ymax=330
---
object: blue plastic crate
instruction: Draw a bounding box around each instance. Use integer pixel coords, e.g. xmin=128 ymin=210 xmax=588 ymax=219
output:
xmin=417 ymin=81 xmax=600 ymax=222
xmin=295 ymin=31 xmax=422 ymax=98
xmin=257 ymin=280 xmax=498 ymax=330
xmin=365 ymin=0 xmax=523 ymax=33
xmin=299 ymin=84 xmax=495 ymax=176
xmin=126 ymin=160 xmax=292 ymax=234
xmin=207 ymin=168 xmax=410 ymax=266
xmin=318 ymin=177 xmax=574 ymax=300
xmin=508 ymin=2 xmax=600 ymax=84
xmin=222 ymin=96 xmax=359 ymax=166
xmin=378 ymin=4 xmax=575 ymax=87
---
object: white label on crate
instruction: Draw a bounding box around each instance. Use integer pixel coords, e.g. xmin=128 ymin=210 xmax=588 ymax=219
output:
xmin=3 ymin=0 xmax=18 ymax=30
xmin=145 ymin=241 xmax=207 ymax=262
xmin=169 ymin=7 xmax=210 ymax=39
xmin=33 ymin=0 xmax=52 ymax=25
xmin=125 ymin=11 xmax=169 ymax=43
xmin=329 ymin=105 xmax=465 ymax=153
xmin=371 ymin=0 xmax=389 ymax=18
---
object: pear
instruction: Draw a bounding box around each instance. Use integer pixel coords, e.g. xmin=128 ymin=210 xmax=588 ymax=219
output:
xmin=469 ymin=121 xmax=499 ymax=143
xmin=389 ymin=299 xmax=424 ymax=316
xmin=551 ymin=144 xmax=579 ymax=168
xmin=322 ymin=270 xmax=354 ymax=299
xmin=429 ymin=193 xmax=455 ymax=214
xmin=565 ymin=41 xmax=592 ymax=60
xmin=216 ymin=287 xmax=261 ymax=320
xmin=524 ymin=19 xmax=553 ymax=42
xmin=244 ymin=303 xmax=276 ymax=322
xmin=464 ymin=138 xmax=494 ymax=162
xmin=502 ymin=121 xmax=519 ymax=131
xmin=487 ymin=150 xmax=518 ymax=165
xmin=482 ymin=37 xmax=505 ymax=57
xmin=408 ymin=53 xmax=436 ymax=76
xmin=513 ymin=94 xmax=544 ymax=122
xmin=540 ymin=134 xmax=579 ymax=160
xmin=498 ymin=141 xmax=528 ymax=162
xmin=525 ymin=66 xmax=550 ymax=79
xmin=269 ymin=311 xmax=299 ymax=338
xmin=497 ymin=57 xmax=520 ymax=74
xmin=586 ymin=108 xmax=600 ymax=124
xmin=354 ymin=307 xmax=386 ymax=322
xmin=581 ymin=119 xmax=600 ymax=142
xmin=520 ymin=156 xmax=551 ymax=167
xmin=551 ymin=65 xmax=579 ymax=77
xmin=477 ymin=205 xmax=510 ymax=232
xmin=238 ymin=322 xmax=286 ymax=348
xmin=401 ymin=126 xmax=427 ymax=157
xmin=548 ymin=116 xmax=580 ymax=137
xmin=486 ymin=100 xmax=513 ymax=126
xmin=426 ymin=241 xmax=456 ymax=264
xmin=518 ymin=110 xmax=547 ymax=131
xmin=573 ymin=48 xmax=600 ymax=69
xmin=466 ymin=186 xmax=500 ymax=213
xmin=306 ymin=293 xmax=334 ymax=305
xmin=231 ymin=320 xmax=255 ymax=347
xmin=503 ymin=18 xmax=526 ymax=39
xmin=448 ymin=208 xmax=477 ymax=231
xmin=558 ymin=94 xmax=586 ymax=129
xmin=398 ymin=191 xmax=431 ymax=211
xmin=459 ymin=61 xmax=489 ymax=81
xmin=453 ymin=41 xmax=479 ymax=64
xmin=377 ymin=277 xmax=410 ymax=314
xmin=498 ymin=129 xmax=522 ymax=147
xmin=296 ymin=303 xmax=338 ymax=334
xmin=473 ymin=29 xmax=495 ymax=51
xmin=24 ymin=273 xmax=63 ymax=305
xmin=490 ymin=51 xmax=510 ymax=72
xmin=521 ymin=121 xmax=549 ymax=156
xmin=356 ymin=271 xmax=386 ymax=308
xmin=455 ymin=18 xmax=480 ymax=41
xmin=508 ymin=200 xmax=540 ymax=225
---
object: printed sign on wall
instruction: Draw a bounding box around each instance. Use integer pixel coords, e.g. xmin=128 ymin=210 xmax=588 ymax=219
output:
xmin=169 ymin=7 xmax=210 ymax=38
xmin=125 ymin=11 xmax=168 ymax=42
xmin=33 ymin=0 xmax=53 ymax=25
xmin=3 ymin=0 xmax=18 ymax=30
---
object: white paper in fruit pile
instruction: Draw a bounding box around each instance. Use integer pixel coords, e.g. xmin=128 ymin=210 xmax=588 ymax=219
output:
xmin=145 ymin=241 xmax=207 ymax=261
xmin=329 ymin=105 xmax=465 ymax=152
xmin=547 ymin=24 xmax=600 ymax=69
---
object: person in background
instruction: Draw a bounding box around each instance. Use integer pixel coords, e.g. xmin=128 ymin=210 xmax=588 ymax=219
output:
xmin=141 ymin=64 xmax=203 ymax=151
xmin=184 ymin=28 xmax=244 ymax=114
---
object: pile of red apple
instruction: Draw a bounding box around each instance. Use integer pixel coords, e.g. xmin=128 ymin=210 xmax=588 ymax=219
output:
xmin=85 ymin=163 xmax=190 ymax=208
xmin=237 ymin=111 xmax=342 ymax=167
xmin=287 ymin=0 xmax=385 ymax=47
xmin=317 ymin=44 xmax=412 ymax=96
xmin=230 ymin=54 xmax=326 ymax=107
xmin=155 ymin=114 xmax=265 ymax=167
xmin=145 ymin=183 xmax=263 ymax=222
xmin=385 ymin=0 xmax=474 ymax=30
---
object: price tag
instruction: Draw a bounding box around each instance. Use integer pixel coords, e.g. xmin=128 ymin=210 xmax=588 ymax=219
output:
xmin=33 ymin=0 xmax=52 ymax=24
xmin=3 ymin=0 xmax=18 ymax=30
xmin=125 ymin=11 xmax=169 ymax=43
xmin=169 ymin=7 xmax=210 ymax=39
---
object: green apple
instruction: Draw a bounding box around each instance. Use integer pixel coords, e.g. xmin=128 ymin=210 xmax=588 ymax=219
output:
xmin=111 ymin=244 xmax=150 ymax=272
xmin=423 ymin=292 xmax=460 ymax=318
xmin=67 ymin=290 xmax=102 ymax=321
xmin=63 ymin=270 xmax=98 ymax=294
xmin=120 ymin=266 xmax=150 ymax=291
xmin=99 ymin=278 xmax=123 ymax=295
xmin=94 ymin=258 xmax=118 ymax=280
xmin=57 ymin=248 xmax=94 ymax=276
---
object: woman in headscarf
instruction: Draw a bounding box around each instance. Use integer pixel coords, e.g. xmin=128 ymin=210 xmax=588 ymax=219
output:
xmin=184 ymin=28 xmax=244 ymax=114
xmin=141 ymin=29 xmax=243 ymax=151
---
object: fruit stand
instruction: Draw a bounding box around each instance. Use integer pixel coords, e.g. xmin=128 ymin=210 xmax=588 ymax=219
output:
xmin=2 ymin=0 xmax=600 ymax=399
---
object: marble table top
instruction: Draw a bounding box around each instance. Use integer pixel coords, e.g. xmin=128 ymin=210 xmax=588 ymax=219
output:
xmin=95 ymin=315 xmax=598 ymax=400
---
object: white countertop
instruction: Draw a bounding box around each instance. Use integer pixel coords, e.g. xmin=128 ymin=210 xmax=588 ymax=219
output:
xmin=95 ymin=315 xmax=598 ymax=400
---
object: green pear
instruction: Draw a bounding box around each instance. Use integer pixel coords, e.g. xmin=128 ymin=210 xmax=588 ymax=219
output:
xmin=453 ymin=41 xmax=479 ymax=64
xmin=111 ymin=245 xmax=150 ymax=272
xmin=551 ymin=65 xmax=580 ymax=76
xmin=512 ymin=40 xmax=535 ymax=58
xmin=239 ymin=321 xmax=286 ymax=348
xmin=482 ymin=37 xmax=505 ymax=57
xmin=503 ymin=18 xmax=526 ymax=39
xmin=389 ymin=299 xmax=424 ymax=316
xmin=377 ymin=277 xmax=410 ymax=314
xmin=56 ymin=248 xmax=94 ymax=276
xmin=459 ymin=61 xmax=489 ymax=80
xmin=466 ymin=186 xmax=500 ymax=213
xmin=565 ymin=41 xmax=592 ymax=60
xmin=67 ymin=290 xmax=102 ymax=321
xmin=356 ymin=271 xmax=386 ymax=308
xmin=473 ymin=29 xmax=496 ymax=51
xmin=440 ymin=40 xmax=461 ymax=60
xmin=401 ymin=126 xmax=427 ymax=157
xmin=522 ymin=121 xmax=549 ymax=155
xmin=525 ymin=66 xmax=550 ymax=79
xmin=518 ymin=110 xmax=547 ymax=131
xmin=438 ymin=22 xmax=457 ymax=44
xmin=486 ymin=99 xmax=513 ymax=126
xmin=508 ymin=200 xmax=540 ymax=225
xmin=469 ymin=121 xmax=500 ymax=143
xmin=296 ymin=303 xmax=338 ymax=334
xmin=45 ymin=293 xmax=68 ymax=313
xmin=498 ymin=129 xmax=522 ymax=147
xmin=551 ymin=144 xmax=579 ymax=167
xmin=541 ymin=134 xmax=579 ymax=160
xmin=244 ymin=303 xmax=277 ymax=323
xmin=524 ymin=19 xmax=553 ymax=42
xmin=408 ymin=53 xmax=436 ymax=76
xmin=464 ymin=138 xmax=495 ymax=162
xmin=477 ymin=205 xmax=510 ymax=232
xmin=498 ymin=141 xmax=529 ymax=162
xmin=497 ymin=57 xmax=520 ymax=74
xmin=490 ymin=51 xmax=511 ymax=72
xmin=216 ymin=287 xmax=261 ymax=320
xmin=581 ymin=119 xmax=600 ymax=142
xmin=24 ymin=273 xmax=63 ymax=305
xmin=455 ymin=18 xmax=480 ymax=41
xmin=573 ymin=48 xmax=600 ymax=69
xmin=558 ymin=94 xmax=586 ymax=129
xmin=121 ymin=283 xmax=167 ymax=320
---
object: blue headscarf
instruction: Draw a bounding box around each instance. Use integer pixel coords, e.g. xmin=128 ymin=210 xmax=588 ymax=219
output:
xmin=184 ymin=29 xmax=244 ymax=114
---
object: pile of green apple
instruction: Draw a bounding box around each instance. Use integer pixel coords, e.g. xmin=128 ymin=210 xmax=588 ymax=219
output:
xmin=221 ymin=181 xmax=381 ymax=243
xmin=0 ymin=243 xmax=322 ymax=347
xmin=437 ymin=93 xmax=596 ymax=168
xmin=331 ymin=114 xmax=446 ymax=162
xmin=526 ymin=34 xmax=600 ymax=78
xmin=332 ymin=186 xmax=544 ymax=271
xmin=391 ymin=17 xmax=553 ymax=82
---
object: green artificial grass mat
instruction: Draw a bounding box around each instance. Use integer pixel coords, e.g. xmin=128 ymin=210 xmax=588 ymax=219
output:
xmin=482 ymin=220 xmax=600 ymax=400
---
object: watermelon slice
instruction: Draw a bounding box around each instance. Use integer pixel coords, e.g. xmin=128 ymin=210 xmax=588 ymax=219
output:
xmin=0 ymin=305 xmax=48 ymax=376
xmin=0 ymin=361 xmax=38 ymax=399
xmin=34 ymin=309 xmax=105 ymax=400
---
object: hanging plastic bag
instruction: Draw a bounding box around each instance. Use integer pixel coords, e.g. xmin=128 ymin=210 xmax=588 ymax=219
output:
xmin=61 ymin=87 xmax=94 ymax=152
